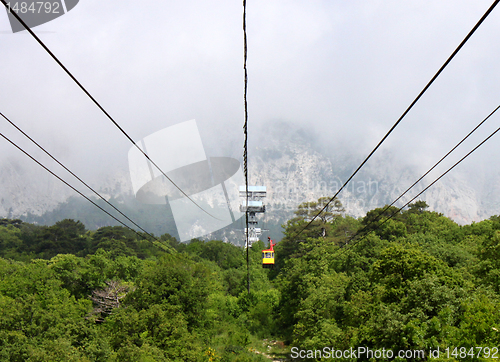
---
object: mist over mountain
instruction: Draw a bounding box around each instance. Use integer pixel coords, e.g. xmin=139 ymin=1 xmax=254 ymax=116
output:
xmin=1 ymin=120 xmax=498 ymax=242
xmin=1 ymin=0 xmax=500 ymax=244
xmin=250 ymin=121 xmax=499 ymax=225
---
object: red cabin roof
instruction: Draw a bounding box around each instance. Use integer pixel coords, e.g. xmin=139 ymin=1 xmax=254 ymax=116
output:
xmin=262 ymin=237 xmax=275 ymax=252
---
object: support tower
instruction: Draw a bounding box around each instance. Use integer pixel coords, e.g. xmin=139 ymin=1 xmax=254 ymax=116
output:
xmin=239 ymin=186 xmax=266 ymax=248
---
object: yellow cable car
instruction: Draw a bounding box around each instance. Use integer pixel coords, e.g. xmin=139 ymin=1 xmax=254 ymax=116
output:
xmin=262 ymin=236 xmax=275 ymax=268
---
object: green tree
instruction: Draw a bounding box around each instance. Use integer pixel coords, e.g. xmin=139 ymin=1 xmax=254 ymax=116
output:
xmin=0 ymin=224 xmax=23 ymax=259
xmin=0 ymin=258 xmax=94 ymax=360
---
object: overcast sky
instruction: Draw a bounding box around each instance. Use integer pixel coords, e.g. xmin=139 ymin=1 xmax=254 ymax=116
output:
xmin=1 ymin=0 xmax=500 ymax=196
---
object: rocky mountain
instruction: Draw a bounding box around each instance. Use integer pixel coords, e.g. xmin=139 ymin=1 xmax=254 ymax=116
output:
xmin=0 ymin=157 xmax=73 ymax=218
xmin=1 ymin=121 xmax=498 ymax=240
xmin=250 ymin=121 xmax=497 ymax=225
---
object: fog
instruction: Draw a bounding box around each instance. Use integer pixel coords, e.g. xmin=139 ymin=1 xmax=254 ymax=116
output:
xmin=1 ymin=0 xmax=500 ymax=215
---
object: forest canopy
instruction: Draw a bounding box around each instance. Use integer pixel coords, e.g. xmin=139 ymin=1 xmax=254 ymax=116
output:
xmin=1 ymin=199 xmax=500 ymax=361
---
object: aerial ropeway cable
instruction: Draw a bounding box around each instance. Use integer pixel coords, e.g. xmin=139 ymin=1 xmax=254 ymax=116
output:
xmin=345 ymin=103 xmax=500 ymax=245
xmin=345 ymin=110 xmax=500 ymax=251
xmin=0 ymin=112 xmax=175 ymax=253
xmin=0 ymin=0 xmax=219 ymax=221
xmin=0 ymin=111 xmax=162 ymax=241
xmin=242 ymin=0 xmax=251 ymax=293
xmin=292 ymin=0 xmax=500 ymax=241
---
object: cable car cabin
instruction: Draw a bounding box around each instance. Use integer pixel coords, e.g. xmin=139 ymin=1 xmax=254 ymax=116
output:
xmin=262 ymin=237 xmax=275 ymax=268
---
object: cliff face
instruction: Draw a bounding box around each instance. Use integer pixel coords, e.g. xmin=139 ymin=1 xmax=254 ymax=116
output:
xmin=0 ymin=157 xmax=132 ymax=219
xmin=0 ymin=121 xmax=497 ymax=227
xmin=0 ymin=158 xmax=72 ymax=218
xmin=249 ymin=121 xmax=494 ymax=225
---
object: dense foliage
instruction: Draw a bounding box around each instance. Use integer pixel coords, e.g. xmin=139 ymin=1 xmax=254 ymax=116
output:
xmin=0 ymin=219 xmax=273 ymax=361
xmin=1 ymin=199 xmax=500 ymax=361
xmin=275 ymin=200 xmax=500 ymax=361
